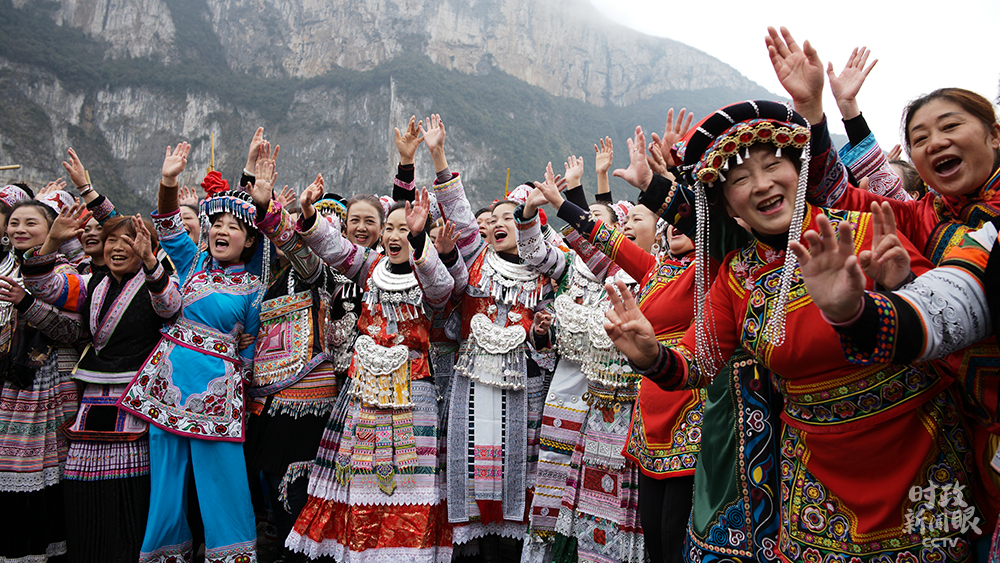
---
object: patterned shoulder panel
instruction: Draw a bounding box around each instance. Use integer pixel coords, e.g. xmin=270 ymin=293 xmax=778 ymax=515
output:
xmin=183 ymin=269 xmax=262 ymax=304
xmin=635 ymin=258 xmax=690 ymax=308
xmin=925 ymin=199 xmax=999 ymax=265
xmin=735 ymin=207 xmax=868 ymax=359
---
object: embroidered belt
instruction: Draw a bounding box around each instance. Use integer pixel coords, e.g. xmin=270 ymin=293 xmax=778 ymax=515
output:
xmin=162 ymin=317 xmax=240 ymax=363
xmin=780 ymin=362 xmax=945 ymax=432
xmin=63 ymin=383 xmax=147 ymax=442
xmin=351 ymin=334 xmax=412 ymax=408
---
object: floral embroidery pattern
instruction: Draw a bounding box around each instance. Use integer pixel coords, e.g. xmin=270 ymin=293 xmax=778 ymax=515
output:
xmin=119 ymin=318 xmax=246 ymax=441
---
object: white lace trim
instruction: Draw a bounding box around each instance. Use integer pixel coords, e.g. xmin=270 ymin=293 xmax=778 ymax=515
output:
xmin=326 ymin=485 xmax=443 ymax=507
xmin=286 ymin=532 xmax=452 ymax=563
xmin=452 ymin=521 xmax=527 ymax=545
xmin=0 ymin=466 xmax=62 ymax=492
xmin=0 ymin=540 xmax=67 ymax=562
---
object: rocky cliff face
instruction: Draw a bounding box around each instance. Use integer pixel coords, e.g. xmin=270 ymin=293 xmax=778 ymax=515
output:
xmin=0 ymin=0 xmax=771 ymax=212
xmin=50 ymin=0 xmax=758 ymax=107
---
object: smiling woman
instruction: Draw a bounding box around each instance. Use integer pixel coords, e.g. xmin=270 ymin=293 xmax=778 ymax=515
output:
xmin=116 ymin=142 xmax=265 ymax=563
xmin=605 ymin=96 xmax=979 ymax=563
xmin=80 ymin=217 xmax=104 ymax=268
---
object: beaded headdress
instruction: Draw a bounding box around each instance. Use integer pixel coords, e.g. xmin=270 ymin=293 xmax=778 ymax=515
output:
xmin=198 ymin=189 xmax=269 ymax=306
xmin=672 ymin=100 xmax=811 ymax=377
xmin=314 ymin=193 xmax=348 ymax=223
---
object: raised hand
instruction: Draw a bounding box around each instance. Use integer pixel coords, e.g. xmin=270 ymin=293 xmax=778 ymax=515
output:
xmin=299 ymin=175 xmax=324 ymax=220
xmin=47 ymin=201 xmax=92 ymax=246
xmin=61 ymin=148 xmax=88 ymax=188
xmin=789 ymin=213 xmax=865 ymax=323
xmin=250 ymin=159 xmax=277 ymax=210
xmin=827 ymin=47 xmax=877 ymax=120
xmin=857 ymin=201 xmax=910 ymax=289
xmin=524 ymin=182 xmax=549 ymax=218
xmin=766 ymin=26 xmax=825 ymax=124
xmin=406 ymin=188 xmax=431 ymax=234
xmin=563 ymin=155 xmax=584 ymax=188
xmin=595 ymin=137 xmax=614 ymax=175
xmin=178 ymin=186 xmax=199 ymax=207
xmin=276 ymin=185 xmax=296 ymax=210
xmin=259 ymin=140 xmax=280 ymax=170
xmin=603 ymin=280 xmax=660 ymax=370
xmin=650 ymin=108 xmax=693 ymax=170
xmin=420 ymin=114 xmax=446 ymax=154
xmin=161 ymin=143 xmax=191 ymax=186
xmin=38 ymin=179 xmax=67 ymax=197
xmin=394 ymin=116 xmax=424 ymax=165
xmin=121 ymin=214 xmax=156 ymax=266
xmin=613 ymin=126 xmax=653 ymax=191
xmin=434 ymin=220 xmax=459 ymax=256
xmin=886 ymin=144 xmax=902 ymax=161
xmin=537 ymin=161 xmax=567 ymax=210
xmin=245 ymin=127 xmax=265 ymax=173
xmin=0 ymin=275 xmax=27 ymax=305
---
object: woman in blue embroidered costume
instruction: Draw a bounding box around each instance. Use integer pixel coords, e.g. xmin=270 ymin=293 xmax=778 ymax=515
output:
xmin=286 ymin=174 xmax=461 ymax=561
xmin=603 ymin=88 xmax=981 ymax=563
xmin=0 ymin=192 xmax=87 ymax=562
xmin=32 ymin=213 xmax=181 ymax=562
xmin=118 ymin=142 xmax=265 ymax=563
xmin=513 ymin=157 xmax=646 ymax=563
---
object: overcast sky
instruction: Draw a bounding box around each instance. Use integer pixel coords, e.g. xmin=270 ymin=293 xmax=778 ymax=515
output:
xmin=589 ymin=0 xmax=1000 ymax=155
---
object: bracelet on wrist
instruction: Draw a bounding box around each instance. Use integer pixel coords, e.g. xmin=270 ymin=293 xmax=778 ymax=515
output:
xmin=79 ymin=187 xmax=94 ymax=197
xmin=75 ymin=183 xmax=91 ymax=191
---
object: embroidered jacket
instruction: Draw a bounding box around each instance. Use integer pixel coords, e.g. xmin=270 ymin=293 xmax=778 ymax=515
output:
xmin=20 ymin=248 xmax=88 ymax=373
xmin=640 ymin=205 xmax=946 ymax=431
xmin=295 ymin=208 xmax=457 ymax=392
xmin=831 ymin=220 xmax=997 ymax=424
xmin=637 ymin=206 xmax=989 ymax=562
xmin=250 ymin=200 xmax=345 ymax=402
xmin=29 ymin=259 xmax=180 ymax=383
xmin=118 ymin=208 xmax=262 ymax=442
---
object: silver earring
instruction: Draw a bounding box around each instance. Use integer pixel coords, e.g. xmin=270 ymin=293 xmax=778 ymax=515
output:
xmin=651 ymin=242 xmax=661 ymax=256
xmin=1 ymin=235 xmax=9 ymax=248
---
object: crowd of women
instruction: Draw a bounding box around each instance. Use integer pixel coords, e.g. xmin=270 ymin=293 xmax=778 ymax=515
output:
xmin=1 ymin=24 xmax=999 ymax=563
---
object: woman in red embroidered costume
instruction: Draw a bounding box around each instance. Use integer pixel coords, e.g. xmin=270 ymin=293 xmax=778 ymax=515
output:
xmin=538 ymin=149 xmax=707 ymax=563
xmin=605 ymin=94 xmax=982 ymax=563
xmin=765 ymin=27 xmax=1000 ymax=541
xmin=286 ymin=179 xmax=460 ymax=562
xmin=424 ymin=114 xmax=554 ymax=556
